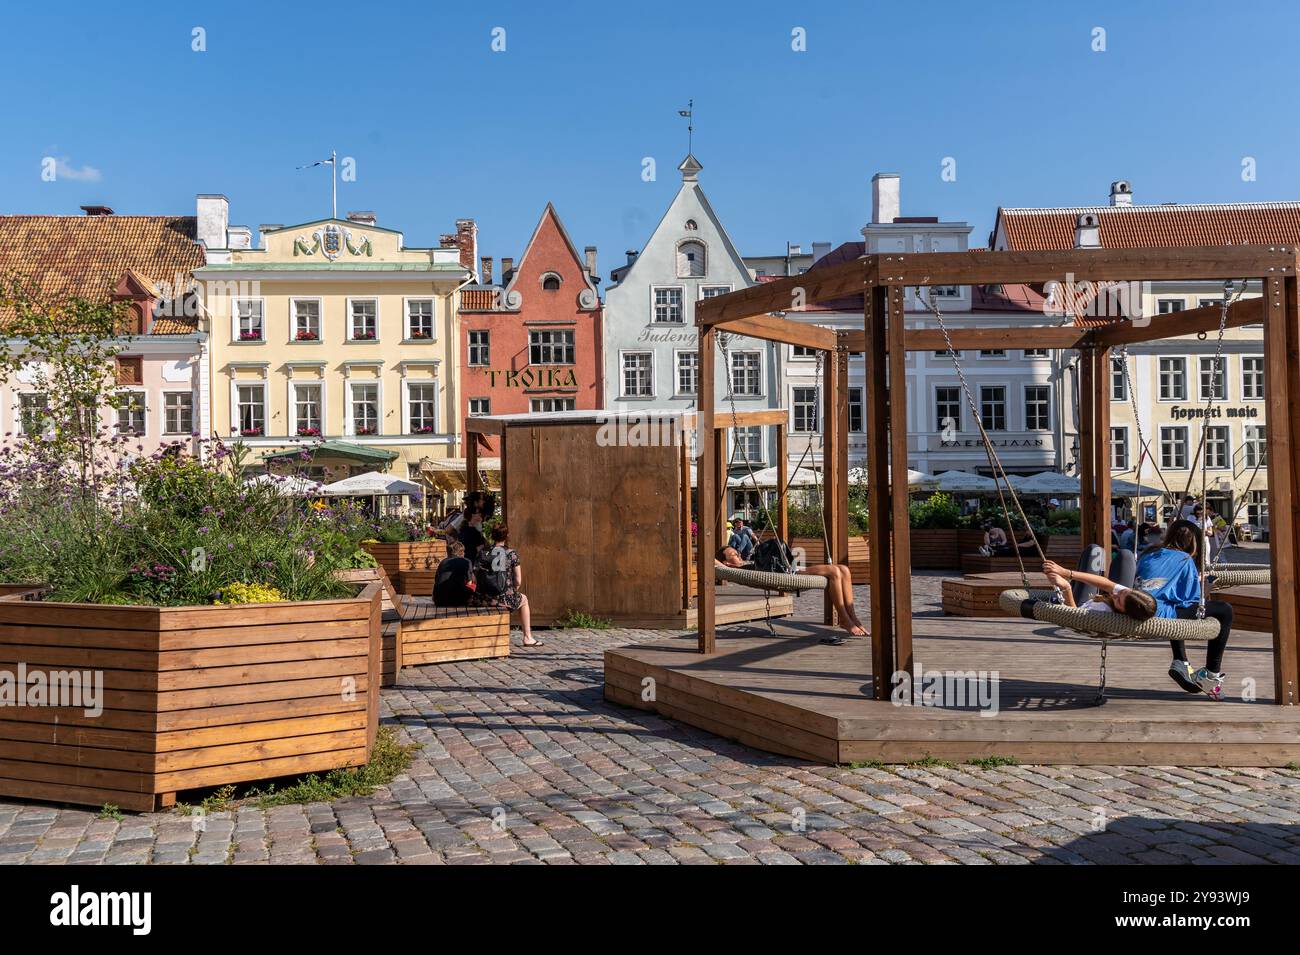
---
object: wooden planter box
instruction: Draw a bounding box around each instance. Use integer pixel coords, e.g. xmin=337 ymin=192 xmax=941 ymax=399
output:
xmin=909 ymin=528 xmax=960 ymax=569
xmin=792 ymin=536 xmax=871 ymax=584
xmin=362 ymin=540 xmax=447 ymax=588
xmin=0 ymin=582 xmax=381 ymax=813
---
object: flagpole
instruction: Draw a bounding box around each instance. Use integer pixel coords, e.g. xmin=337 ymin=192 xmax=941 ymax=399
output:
xmin=331 ymin=148 xmax=337 ymax=220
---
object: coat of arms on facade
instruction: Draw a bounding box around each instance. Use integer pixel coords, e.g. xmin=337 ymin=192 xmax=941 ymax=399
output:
xmin=293 ymin=224 xmax=374 ymax=259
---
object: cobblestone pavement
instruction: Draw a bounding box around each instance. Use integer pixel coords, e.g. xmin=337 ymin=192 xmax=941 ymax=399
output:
xmin=3 ymin=544 xmax=1298 ymax=865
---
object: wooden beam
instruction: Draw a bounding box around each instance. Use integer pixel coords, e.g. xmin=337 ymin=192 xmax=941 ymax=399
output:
xmin=905 ymin=326 xmax=1091 ymax=352
xmin=887 ymin=285 xmax=913 ymax=676
xmin=1078 ymin=346 xmax=1097 ymax=549
xmin=876 ymin=245 xmax=1296 ymax=286
xmin=1286 ymin=272 xmax=1300 ymax=704
xmin=682 ymin=409 xmax=789 ymax=430
xmin=466 ymin=432 xmax=479 ymax=495
xmin=1266 ymin=273 xmax=1299 ymax=703
xmin=835 ymin=347 xmax=851 ymax=585
xmin=864 ymin=285 xmax=894 ymax=699
xmin=696 ymin=257 xmax=868 ymax=326
xmin=697 ymin=325 xmax=717 ymax=654
xmin=822 ymin=345 xmax=840 ymax=626
xmin=680 ymin=437 xmax=692 ymax=612
xmin=696 ymin=312 xmax=839 ymax=352
xmin=776 ymin=424 xmax=789 ymax=543
xmin=1093 ymin=347 xmax=1112 ymax=550
xmin=465 ymin=417 xmax=506 ymax=435
xmin=1091 ymin=296 xmax=1265 ymax=348
xmin=714 ymin=428 xmax=727 ymax=551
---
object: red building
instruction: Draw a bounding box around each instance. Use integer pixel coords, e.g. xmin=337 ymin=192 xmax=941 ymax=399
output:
xmin=460 ymin=204 xmax=603 ymax=452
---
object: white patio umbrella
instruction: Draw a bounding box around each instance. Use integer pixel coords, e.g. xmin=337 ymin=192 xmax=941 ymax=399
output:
xmin=322 ymin=471 xmax=424 ymax=498
xmin=728 ymin=463 xmax=821 ymax=489
xmin=847 ymin=466 xmax=940 ymax=491
xmin=1015 ymin=471 xmax=1082 ymax=496
xmin=244 ymin=473 xmax=327 ymax=496
xmin=933 ymin=470 xmax=999 ymax=493
xmin=1109 ymin=477 xmax=1156 ymax=498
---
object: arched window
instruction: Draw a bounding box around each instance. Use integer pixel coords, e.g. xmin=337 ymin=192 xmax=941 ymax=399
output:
xmin=541 ymin=273 xmax=562 ymax=291
xmin=684 ymin=219 xmax=698 ymax=231
xmin=677 ymin=240 xmax=706 ymax=278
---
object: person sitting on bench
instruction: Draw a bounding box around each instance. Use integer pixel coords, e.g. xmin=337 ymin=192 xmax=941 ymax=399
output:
xmin=715 ymin=545 xmax=866 ymax=639
xmin=432 ymin=540 xmax=476 ymax=606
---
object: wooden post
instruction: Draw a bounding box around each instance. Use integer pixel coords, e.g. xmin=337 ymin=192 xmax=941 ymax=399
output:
xmin=714 ymin=427 xmax=727 ymax=545
xmin=822 ymin=343 xmax=841 ymax=625
xmin=1093 ymin=347 xmax=1112 ymax=550
xmin=680 ymin=433 xmax=693 ymax=612
xmin=697 ymin=325 xmax=717 ymax=654
xmin=1078 ymin=346 xmax=1097 ymax=549
xmin=836 ymin=345 xmax=851 ymax=575
xmin=865 ymin=284 xmax=895 ymax=698
xmin=499 ymin=433 xmax=509 ymax=525
xmin=887 ymin=285 xmax=913 ymax=675
xmin=776 ymin=422 xmax=789 ymax=543
xmin=466 ymin=432 xmax=479 ymax=496
xmin=1265 ymin=273 xmax=1299 ymax=703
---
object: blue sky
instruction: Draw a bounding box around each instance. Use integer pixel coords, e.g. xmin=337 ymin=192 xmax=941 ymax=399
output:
xmin=3 ymin=0 xmax=1296 ymax=273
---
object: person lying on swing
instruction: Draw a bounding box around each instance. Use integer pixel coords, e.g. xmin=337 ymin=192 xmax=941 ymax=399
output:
xmin=715 ymin=546 xmax=866 ymax=638
xmin=1040 ymin=559 xmax=1157 ymax=620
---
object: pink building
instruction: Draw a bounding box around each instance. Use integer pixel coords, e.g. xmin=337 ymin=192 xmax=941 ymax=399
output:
xmin=0 ymin=207 xmax=207 ymax=455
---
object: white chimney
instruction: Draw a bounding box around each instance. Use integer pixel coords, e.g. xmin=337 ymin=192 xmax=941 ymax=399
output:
xmin=196 ymin=194 xmax=229 ymax=250
xmin=1109 ymin=180 xmax=1133 ymax=207
xmin=1074 ymin=212 xmax=1101 ymax=249
xmin=871 ymin=172 xmax=901 ymax=225
xmin=227 ymin=225 xmax=253 ymax=250
xmin=811 ymin=241 xmax=832 ymax=263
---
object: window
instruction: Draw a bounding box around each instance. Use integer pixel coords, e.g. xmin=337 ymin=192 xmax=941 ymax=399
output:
xmin=1024 ymin=384 xmax=1050 ymax=431
xmin=541 ymin=273 xmax=562 ymax=291
xmin=293 ymin=384 xmax=323 ymax=436
xmin=406 ymin=299 xmax=434 ymax=340
xmin=1157 ymin=299 xmax=1185 ymax=314
xmin=791 ymin=345 xmax=816 ymax=359
xmin=1198 ymin=356 xmax=1227 ymax=401
xmin=530 ymin=397 xmax=576 ymax=413
xmin=1110 ymin=356 xmax=1128 ymax=401
xmin=980 ymin=385 xmax=1006 ymax=431
xmin=1160 ymin=425 xmax=1188 ymax=469
xmin=1158 ymin=357 xmax=1187 ymax=400
xmin=408 ymin=382 xmax=437 ymax=433
xmin=621 ymin=352 xmax=653 ymax=397
xmin=292 ymin=299 xmax=320 ymax=341
xmin=730 ymin=351 xmax=762 ymax=397
xmin=1247 ymin=489 xmax=1268 ymax=530
xmin=979 ymin=349 xmax=1006 ymax=358
xmin=1023 ymin=348 xmax=1049 ymax=359
xmin=793 ymin=387 xmax=819 ymax=433
xmin=1110 ymin=426 xmax=1129 ymax=471
xmin=236 ymin=384 xmax=266 ymax=436
xmin=1242 ymin=357 xmax=1265 ymax=400
xmin=529 ymin=329 xmax=575 ymax=365
xmin=1204 ymin=425 xmax=1230 ymax=469
xmin=676 ymin=351 xmax=698 ymax=396
xmin=349 ymin=299 xmax=378 ymax=340
xmin=848 ymin=387 xmax=864 ymax=433
xmin=468 ymin=330 xmax=490 ymax=366
xmin=701 ymin=285 xmax=731 ymax=299
xmin=116 ymin=355 xmax=143 ymax=385
xmin=1198 ymin=298 xmax=1223 ymax=309
xmin=732 ymin=426 xmax=763 ymax=464
xmin=652 ymin=287 xmax=684 ymax=324
xmin=164 ymin=392 xmax=193 ymax=435
xmin=1244 ymin=424 xmax=1267 ymax=468
xmin=934 ymin=285 xmax=960 ymax=297
xmin=235 ymin=299 xmax=263 ymax=341
xmin=677 ymin=240 xmax=706 ymax=277
xmin=935 ymin=386 xmax=961 ymax=434
xmin=18 ymin=393 xmax=48 ymax=435
xmin=117 ymin=391 xmax=146 ymax=435
xmin=350 ymin=383 xmax=379 ymax=435
xmin=684 ymin=219 xmax=698 ymax=231
xmin=934 ymin=349 xmax=961 ymax=360
xmin=468 ymin=398 xmax=491 ymax=416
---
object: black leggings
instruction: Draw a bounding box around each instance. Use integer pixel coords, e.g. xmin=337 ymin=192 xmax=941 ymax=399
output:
xmin=1171 ymin=600 xmax=1232 ymax=673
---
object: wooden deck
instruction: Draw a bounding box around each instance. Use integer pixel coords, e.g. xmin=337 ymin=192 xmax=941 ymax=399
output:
xmin=605 ymin=608 xmax=1300 ymax=766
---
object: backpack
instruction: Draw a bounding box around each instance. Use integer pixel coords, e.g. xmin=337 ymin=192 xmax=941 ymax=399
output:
xmin=475 ymin=546 xmax=511 ymax=598
xmin=752 ymin=537 xmax=795 ymax=574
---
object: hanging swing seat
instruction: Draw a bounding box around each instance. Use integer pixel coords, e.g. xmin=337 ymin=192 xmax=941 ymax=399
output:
xmin=998 ymin=589 xmax=1220 ymax=642
xmin=713 ymin=563 xmax=828 ymax=594
xmin=1209 ymin=568 xmax=1271 ymax=588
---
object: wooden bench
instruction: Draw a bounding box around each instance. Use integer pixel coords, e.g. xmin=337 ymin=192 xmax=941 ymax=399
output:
xmin=398 ymin=600 xmax=511 ymax=667
xmin=959 ymin=537 xmax=1081 ymax=575
xmin=941 ymin=572 xmax=1053 ymax=617
xmin=1218 ymin=584 xmax=1272 ymax=633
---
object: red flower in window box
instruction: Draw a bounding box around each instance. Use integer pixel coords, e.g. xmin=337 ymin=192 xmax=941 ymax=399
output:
xmin=297 ymin=426 xmax=321 ymax=437
xmin=355 ymin=425 xmax=376 ymax=435
xmin=412 ymin=425 xmax=434 ymax=434
xmin=239 ymin=330 xmax=263 ymax=341
xmin=240 ymin=426 xmax=264 ymax=437
xmin=352 ymin=330 xmax=376 ymax=340
xmin=295 ymin=329 xmax=319 ymax=341
xmin=409 ymin=330 xmax=430 ymax=339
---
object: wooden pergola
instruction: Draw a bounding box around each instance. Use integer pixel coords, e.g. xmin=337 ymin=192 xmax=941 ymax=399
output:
xmin=695 ymin=245 xmax=1300 ymax=706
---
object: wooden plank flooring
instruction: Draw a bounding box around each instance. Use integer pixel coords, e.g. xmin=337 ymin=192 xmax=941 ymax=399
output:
xmin=605 ymin=603 xmax=1300 ymax=766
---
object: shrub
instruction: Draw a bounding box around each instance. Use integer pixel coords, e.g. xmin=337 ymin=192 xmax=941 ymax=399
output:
xmin=908 ymin=492 xmax=961 ymax=529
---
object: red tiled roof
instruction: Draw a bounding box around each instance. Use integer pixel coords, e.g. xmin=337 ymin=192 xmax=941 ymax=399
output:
xmin=997 ymin=202 xmax=1300 ymax=251
xmin=0 ymin=214 xmax=205 ymax=333
xmin=971 ymin=283 xmax=1046 ymax=312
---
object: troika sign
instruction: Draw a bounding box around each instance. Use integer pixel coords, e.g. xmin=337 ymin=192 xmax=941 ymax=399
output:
xmin=481 ymin=368 xmax=578 ymax=389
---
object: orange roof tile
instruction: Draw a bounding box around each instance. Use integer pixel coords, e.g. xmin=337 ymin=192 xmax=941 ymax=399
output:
xmin=997 ymin=202 xmax=1300 ymax=251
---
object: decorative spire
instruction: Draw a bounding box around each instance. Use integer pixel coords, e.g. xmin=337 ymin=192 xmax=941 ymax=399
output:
xmin=678 ymin=154 xmax=703 ymax=182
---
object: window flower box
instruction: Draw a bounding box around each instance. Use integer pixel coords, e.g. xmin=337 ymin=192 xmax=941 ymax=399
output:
xmin=297 ymin=426 xmax=321 ymax=437
xmin=351 ymin=331 xmax=377 ymax=341
xmin=355 ymin=426 xmax=377 ymax=436
xmin=240 ymin=427 xmax=264 ymax=437
xmin=411 ymin=425 xmax=434 ymax=434
xmin=239 ymin=330 xmax=263 ymax=342
xmin=408 ymin=331 xmax=431 ymax=340
xmin=295 ymin=330 xmax=319 ymax=341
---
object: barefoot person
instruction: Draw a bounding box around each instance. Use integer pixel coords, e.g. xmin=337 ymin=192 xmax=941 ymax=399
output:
xmin=471 ymin=526 xmax=541 ymax=648
xmin=715 ymin=545 xmax=866 ymax=639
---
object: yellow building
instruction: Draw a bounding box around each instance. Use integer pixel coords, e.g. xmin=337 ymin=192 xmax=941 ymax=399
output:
xmin=193 ymin=197 xmax=475 ymax=484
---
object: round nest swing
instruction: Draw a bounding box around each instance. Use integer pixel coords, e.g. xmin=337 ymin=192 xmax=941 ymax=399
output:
xmin=714 ymin=562 xmax=828 ymax=593
xmin=998 ymin=589 xmax=1221 ymax=642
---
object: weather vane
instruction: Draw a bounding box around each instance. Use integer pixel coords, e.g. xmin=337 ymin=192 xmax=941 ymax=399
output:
xmin=678 ymin=100 xmax=693 ymax=153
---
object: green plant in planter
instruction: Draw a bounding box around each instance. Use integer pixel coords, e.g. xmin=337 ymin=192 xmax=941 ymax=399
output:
xmin=908 ymin=492 xmax=961 ymax=529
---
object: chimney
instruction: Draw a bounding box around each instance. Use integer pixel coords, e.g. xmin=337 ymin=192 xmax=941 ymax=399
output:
xmin=227 ymin=225 xmax=253 ymax=250
xmin=481 ymin=256 xmax=494 ymax=284
xmin=871 ymin=172 xmax=901 ymax=224
xmin=584 ymin=245 xmax=598 ymax=277
xmin=80 ymin=204 xmax=113 ymax=216
xmin=258 ymin=224 xmax=282 ymax=248
xmin=1074 ymin=212 xmax=1101 ymax=249
xmin=811 ymin=241 xmax=832 ymax=264
xmin=625 ymin=250 xmax=639 ymax=265
xmin=346 ymin=210 xmax=377 ymax=226
xmin=455 ymin=219 xmax=478 ymax=273
xmin=1109 ymin=180 xmax=1133 ymax=207
xmin=196 ymin=194 xmax=230 ymax=250
xmin=501 ymin=257 xmax=514 ymax=281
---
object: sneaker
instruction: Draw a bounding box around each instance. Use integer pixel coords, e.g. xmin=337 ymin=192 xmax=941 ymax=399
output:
xmin=1168 ymin=660 xmax=1202 ymax=693
xmin=978 ymin=545 xmax=992 ymax=556
xmin=1193 ymin=668 xmax=1226 ymax=701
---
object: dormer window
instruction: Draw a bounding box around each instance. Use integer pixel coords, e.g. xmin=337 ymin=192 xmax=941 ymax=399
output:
xmin=677 ymin=240 xmax=706 ymax=278
xmin=541 ymin=273 xmax=562 ymax=291
xmin=685 ymin=219 xmax=698 ymax=230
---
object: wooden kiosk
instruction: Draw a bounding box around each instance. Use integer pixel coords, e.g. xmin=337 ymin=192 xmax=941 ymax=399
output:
xmin=465 ymin=410 xmax=794 ymax=628
xmin=606 ymin=245 xmax=1300 ymax=765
